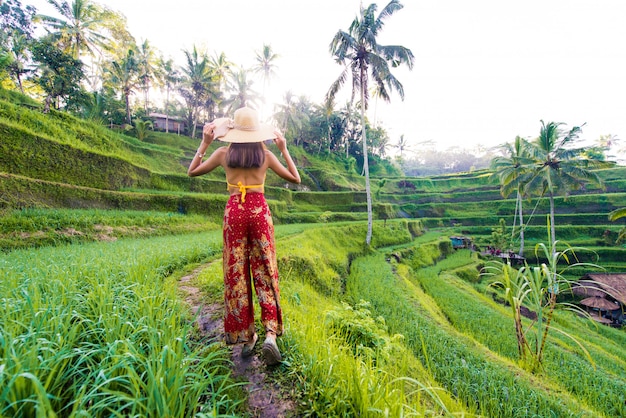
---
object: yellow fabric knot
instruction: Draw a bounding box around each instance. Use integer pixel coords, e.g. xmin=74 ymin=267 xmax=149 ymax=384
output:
xmin=236 ymin=181 xmax=247 ymax=202
xmin=227 ymin=181 xmax=265 ymax=203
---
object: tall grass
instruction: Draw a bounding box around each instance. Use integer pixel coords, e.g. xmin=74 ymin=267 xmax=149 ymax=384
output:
xmin=0 ymin=232 xmax=243 ymax=417
xmin=0 ymin=208 xmax=219 ymax=251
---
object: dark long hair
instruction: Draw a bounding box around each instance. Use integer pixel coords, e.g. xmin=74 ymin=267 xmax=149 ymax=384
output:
xmin=226 ymin=143 xmax=266 ymax=168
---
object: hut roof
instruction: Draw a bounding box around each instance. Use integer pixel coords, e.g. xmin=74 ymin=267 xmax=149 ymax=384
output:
xmin=576 ymin=273 xmax=626 ymax=305
xmin=579 ymin=296 xmax=621 ymax=311
xmin=589 ymin=313 xmax=613 ymax=325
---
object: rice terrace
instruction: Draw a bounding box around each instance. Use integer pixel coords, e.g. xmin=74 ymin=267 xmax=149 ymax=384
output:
xmin=2 ymin=0 xmax=626 ymax=417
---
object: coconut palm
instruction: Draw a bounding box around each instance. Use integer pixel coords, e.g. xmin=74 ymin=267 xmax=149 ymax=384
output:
xmin=274 ymin=91 xmax=299 ymax=138
xmin=178 ymin=45 xmax=217 ymax=137
xmin=209 ymin=52 xmax=232 ymax=116
xmin=136 ymin=39 xmax=159 ymax=111
xmin=253 ymin=44 xmax=279 ymax=119
xmin=339 ymin=101 xmax=359 ymax=159
xmin=395 ymin=134 xmax=410 ymax=158
xmin=222 ymin=68 xmax=261 ymax=114
xmin=320 ymin=97 xmax=336 ymax=153
xmin=522 ymin=121 xmax=607 ymax=254
xmin=38 ymin=0 xmax=108 ymax=60
xmin=326 ymin=0 xmax=414 ymax=245
xmin=491 ymin=136 xmax=535 ymax=256
xmin=5 ymin=32 xmax=30 ymax=93
xmin=157 ymin=56 xmax=180 ymax=133
xmin=106 ymin=48 xmax=139 ymax=124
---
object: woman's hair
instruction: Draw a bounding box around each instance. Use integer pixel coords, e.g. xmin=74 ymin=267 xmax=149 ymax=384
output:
xmin=226 ymin=143 xmax=266 ymax=168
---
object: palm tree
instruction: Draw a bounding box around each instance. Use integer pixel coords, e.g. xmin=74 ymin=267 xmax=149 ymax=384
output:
xmin=106 ymin=48 xmax=139 ymax=124
xmin=132 ymin=118 xmax=153 ymax=141
xmin=223 ymin=68 xmax=261 ymax=113
xmin=178 ymin=45 xmax=215 ymax=137
xmin=38 ymin=0 xmax=108 ymax=60
xmin=157 ymin=56 xmax=180 ymax=133
xmin=209 ymin=52 xmax=232 ymax=116
xmin=395 ymin=134 xmax=409 ymax=158
xmin=136 ymin=39 xmax=159 ymax=111
xmin=339 ymin=101 xmax=359 ymax=159
xmin=326 ymin=0 xmax=414 ymax=245
xmin=5 ymin=32 xmax=30 ymax=93
xmin=523 ymin=121 xmax=607 ymax=254
xmin=320 ymin=97 xmax=336 ymax=153
xmin=491 ymin=136 xmax=536 ymax=256
xmin=274 ymin=91 xmax=298 ymax=137
xmin=253 ymin=44 xmax=279 ymax=119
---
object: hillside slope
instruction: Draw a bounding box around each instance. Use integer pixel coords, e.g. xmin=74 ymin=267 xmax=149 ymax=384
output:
xmin=2 ymin=88 xmax=625 ymax=266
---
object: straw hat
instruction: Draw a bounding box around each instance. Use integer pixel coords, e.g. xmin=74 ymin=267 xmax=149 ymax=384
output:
xmin=212 ymin=107 xmax=276 ymax=143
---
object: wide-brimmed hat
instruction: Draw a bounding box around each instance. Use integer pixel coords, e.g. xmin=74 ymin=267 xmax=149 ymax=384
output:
xmin=213 ymin=107 xmax=276 ymax=143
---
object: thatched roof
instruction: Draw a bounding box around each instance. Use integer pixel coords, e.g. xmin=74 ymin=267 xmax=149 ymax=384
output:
xmin=579 ymin=296 xmax=621 ymax=310
xmin=589 ymin=313 xmax=613 ymax=325
xmin=574 ymin=273 xmax=626 ymax=305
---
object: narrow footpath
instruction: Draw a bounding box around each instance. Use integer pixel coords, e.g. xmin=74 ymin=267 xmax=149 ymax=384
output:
xmin=178 ymin=264 xmax=296 ymax=418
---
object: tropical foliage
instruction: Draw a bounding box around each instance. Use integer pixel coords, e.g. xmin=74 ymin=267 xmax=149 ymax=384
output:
xmin=609 ymin=207 xmax=626 ymax=242
xmin=326 ymin=0 xmax=414 ymax=244
xmin=484 ymin=240 xmax=599 ymax=372
xmin=492 ymin=121 xmax=612 ymax=255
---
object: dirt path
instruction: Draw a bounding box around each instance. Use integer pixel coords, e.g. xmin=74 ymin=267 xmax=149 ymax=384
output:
xmin=179 ymin=264 xmax=297 ymax=418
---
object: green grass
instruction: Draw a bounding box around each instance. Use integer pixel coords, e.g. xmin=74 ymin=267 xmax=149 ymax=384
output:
xmin=345 ymin=250 xmax=604 ymax=417
xmin=0 ymin=232 xmax=244 ymax=417
xmin=0 ymin=208 xmax=220 ymax=251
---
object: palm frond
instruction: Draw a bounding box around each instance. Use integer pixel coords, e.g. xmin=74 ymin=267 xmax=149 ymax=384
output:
xmin=608 ymin=207 xmax=626 ymax=222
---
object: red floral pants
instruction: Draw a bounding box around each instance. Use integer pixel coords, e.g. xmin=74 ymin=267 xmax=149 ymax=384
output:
xmin=222 ymin=192 xmax=283 ymax=344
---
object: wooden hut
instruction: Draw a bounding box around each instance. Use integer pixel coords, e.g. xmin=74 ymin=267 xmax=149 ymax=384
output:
xmin=573 ymin=273 xmax=626 ymax=326
xmin=149 ymin=113 xmax=186 ymax=134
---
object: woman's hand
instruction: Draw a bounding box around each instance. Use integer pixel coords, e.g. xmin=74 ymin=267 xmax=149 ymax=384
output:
xmin=273 ymin=129 xmax=287 ymax=152
xmin=202 ymin=122 xmax=216 ymax=145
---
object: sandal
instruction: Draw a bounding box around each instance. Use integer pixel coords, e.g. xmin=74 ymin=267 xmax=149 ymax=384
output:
xmin=241 ymin=333 xmax=258 ymax=358
xmin=262 ymin=338 xmax=282 ymax=365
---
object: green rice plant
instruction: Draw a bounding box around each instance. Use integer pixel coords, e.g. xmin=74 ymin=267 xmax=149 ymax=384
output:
xmin=415 ymin=251 xmax=626 ymax=417
xmin=195 ymin=222 xmax=463 ymax=416
xmin=0 ymin=232 xmax=243 ymax=417
xmin=0 ymin=208 xmax=219 ymax=251
xmin=347 ymin=252 xmax=595 ymax=417
xmin=279 ymin=279 xmax=462 ymax=417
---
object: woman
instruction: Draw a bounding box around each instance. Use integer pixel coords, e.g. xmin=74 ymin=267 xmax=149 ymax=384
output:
xmin=187 ymin=106 xmax=300 ymax=365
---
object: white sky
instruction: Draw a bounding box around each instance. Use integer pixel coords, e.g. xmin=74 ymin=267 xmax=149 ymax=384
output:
xmin=29 ymin=0 xmax=626 ymax=156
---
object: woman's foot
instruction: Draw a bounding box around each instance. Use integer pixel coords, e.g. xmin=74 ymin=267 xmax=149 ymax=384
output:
xmin=241 ymin=333 xmax=258 ymax=358
xmin=262 ymin=332 xmax=282 ymax=365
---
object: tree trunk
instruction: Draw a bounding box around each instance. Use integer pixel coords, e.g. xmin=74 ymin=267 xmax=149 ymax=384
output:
xmin=165 ymin=86 xmax=170 ymax=133
xmin=43 ymin=94 xmax=52 ymax=113
xmin=124 ymin=89 xmax=132 ymax=124
xmin=549 ymin=191 xmax=556 ymax=257
xmin=517 ymin=191 xmax=525 ymax=257
xmin=360 ymin=76 xmax=372 ymax=246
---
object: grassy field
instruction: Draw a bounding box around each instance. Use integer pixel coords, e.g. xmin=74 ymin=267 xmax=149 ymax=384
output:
xmin=2 ymin=220 xmax=624 ymax=416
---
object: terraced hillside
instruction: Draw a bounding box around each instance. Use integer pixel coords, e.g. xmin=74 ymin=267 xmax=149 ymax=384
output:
xmin=2 ymin=89 xmax=625 ymax=268
xmin=1 ymin=88 xmax=625 ymax=416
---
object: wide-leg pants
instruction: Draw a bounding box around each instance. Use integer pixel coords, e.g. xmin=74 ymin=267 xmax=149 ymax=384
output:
xmin=222 ymin=192 xmax=283 ymax=344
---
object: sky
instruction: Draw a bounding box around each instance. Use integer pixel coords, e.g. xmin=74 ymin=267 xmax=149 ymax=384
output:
xmin=29 ymin=0 xmax=626 ymax=157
